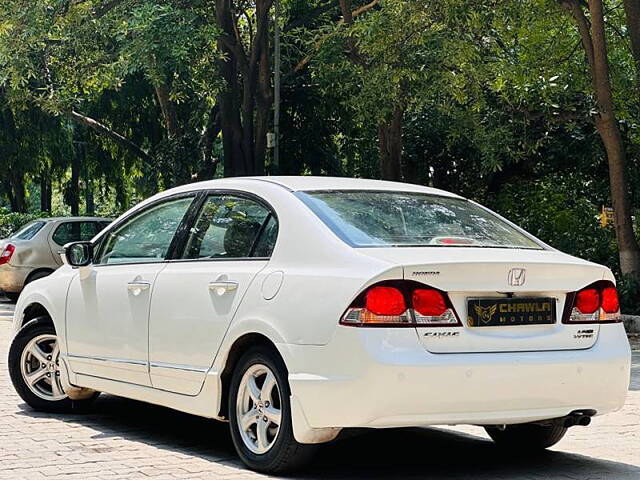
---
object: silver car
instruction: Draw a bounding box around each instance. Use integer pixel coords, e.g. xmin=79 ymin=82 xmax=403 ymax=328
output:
xmin=0 ymin=217 xmax=111 ymax=301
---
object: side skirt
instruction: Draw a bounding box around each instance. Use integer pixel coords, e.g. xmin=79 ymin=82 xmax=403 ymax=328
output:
xmin=74 ymin=370 xmax=225 ymax=420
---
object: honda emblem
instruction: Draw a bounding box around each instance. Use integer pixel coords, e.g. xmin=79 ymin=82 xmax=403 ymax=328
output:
xmin=508 ymin=268 xmax=526 ymax=287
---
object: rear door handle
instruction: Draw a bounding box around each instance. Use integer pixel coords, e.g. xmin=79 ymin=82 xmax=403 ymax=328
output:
xmin=208 ymin=281 xmax=239 ymax=296
xmin=127 ymin=281 xmax=152 ymax=294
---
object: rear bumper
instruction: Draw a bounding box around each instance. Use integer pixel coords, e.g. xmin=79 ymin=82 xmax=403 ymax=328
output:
xmin=279 ymin=323 xmax=630 ymax=430
xmin=0 ymin=264 xmax=30 ymax=293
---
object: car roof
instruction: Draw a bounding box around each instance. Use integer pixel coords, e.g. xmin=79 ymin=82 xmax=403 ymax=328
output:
xmin=174 ymin=176 xmax=462 ymax=198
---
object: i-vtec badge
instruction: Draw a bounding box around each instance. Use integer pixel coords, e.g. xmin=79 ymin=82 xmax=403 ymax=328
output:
xmin=574 ymin=329 xmax=594 ymax=339
xmin=424 ymin=331 xmax=460 ymax=338
xmin=508 ymin=268 xmax=526 ymax=287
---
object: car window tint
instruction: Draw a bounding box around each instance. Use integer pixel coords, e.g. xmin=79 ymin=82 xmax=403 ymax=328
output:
xmin=181 ymin=195 xmax=271 ymax=259
xmin=12 ymin=221 xmax=46 ymax=240
xmin=252 ymin=215 xmax=278 ymax=257
xmin=97 ymin=197 xmax=194 ymax=265
xmin=52 ymin=221 xmax=108 ymax=246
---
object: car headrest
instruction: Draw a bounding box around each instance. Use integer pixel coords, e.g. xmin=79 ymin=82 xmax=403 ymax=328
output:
xmin=223 ymin=220 xmax=261 ymax=258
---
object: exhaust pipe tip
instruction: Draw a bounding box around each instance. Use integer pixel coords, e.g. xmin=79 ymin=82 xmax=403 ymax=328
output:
xmin=578 ymin=416 xmax=591 ymax=426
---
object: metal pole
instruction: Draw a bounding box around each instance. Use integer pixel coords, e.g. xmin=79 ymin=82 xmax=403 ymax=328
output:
xmin=273 ymin=0 xmax=281 ymax=172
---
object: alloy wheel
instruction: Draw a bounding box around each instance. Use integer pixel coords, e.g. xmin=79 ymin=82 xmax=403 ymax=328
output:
xmin=235 ymin=363 xmax=282 ymax=454
xmin=19 ymin=334 xmax=66 ymax=401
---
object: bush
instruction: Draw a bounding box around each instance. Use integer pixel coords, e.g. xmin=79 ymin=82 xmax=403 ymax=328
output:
xmin=618 ymin=274 xmax=640 ymax=316
xmin=0 ymin=208 xmax=49 ymax=239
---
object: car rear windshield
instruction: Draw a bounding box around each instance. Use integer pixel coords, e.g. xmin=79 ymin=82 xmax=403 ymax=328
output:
xmin=11 ymin=221 xmax=46 ymax=240
xmin=296 ymin=190 xmax=543 ymax=249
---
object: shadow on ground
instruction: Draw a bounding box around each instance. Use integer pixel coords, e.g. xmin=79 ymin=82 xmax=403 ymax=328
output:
xmin=16 ymin=393 xmax=640 ymax=479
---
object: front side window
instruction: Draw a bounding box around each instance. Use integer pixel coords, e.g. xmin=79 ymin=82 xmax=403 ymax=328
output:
xmin=181 ymin=195 xmax=274 ymax=259
xmin=12 ymin=221 xmax=46 ymax=240
xmin=296 ymin=190 xmax=542 ymax=249
xmin=52 ymin=221 xmax=107 ymax=246
xmin=96 ymin=197 xmax=194 ymax=265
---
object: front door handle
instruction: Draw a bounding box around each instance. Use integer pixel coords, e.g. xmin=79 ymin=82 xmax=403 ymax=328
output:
xmin=208 ymin=281 xmax=239 ymax=296
xmin=127 ymin=280 xmax=151 ymax=295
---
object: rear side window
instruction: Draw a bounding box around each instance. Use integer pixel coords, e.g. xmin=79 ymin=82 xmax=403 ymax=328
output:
xmin=181 ymin=195 xmax=275 ymax=259
xmin=12 ymin=221 xmax=46 ymax=240
xmin=252 ymin=215 xmax=278 ymax=257
xmin=296 ymin=190 xmax=542 ymax=249
xmin=52 ymin=221 xmax=106 ymax=246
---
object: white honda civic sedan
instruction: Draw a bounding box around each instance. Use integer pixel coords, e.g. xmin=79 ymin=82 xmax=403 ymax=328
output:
xmin=8 ymin=177 xmax=631 ymax=472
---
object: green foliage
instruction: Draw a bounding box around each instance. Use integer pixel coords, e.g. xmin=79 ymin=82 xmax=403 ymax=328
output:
xmin=0 ymin=208 xmax=48 ymax=239
xmin=618 ymin=274 xmax=640 ymax=315
xmin=489 ymin=180 xmax=619 ymax=268
xmin=0 ymin=0 xmax=639 ymax=309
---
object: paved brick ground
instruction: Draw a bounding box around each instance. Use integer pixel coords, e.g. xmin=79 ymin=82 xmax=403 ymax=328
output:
xmin=1 ymin=297 xmax=639 ymax=479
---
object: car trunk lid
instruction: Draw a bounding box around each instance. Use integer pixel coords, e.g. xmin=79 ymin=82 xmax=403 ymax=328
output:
xmin=358 ymin=247 xmax=606 ymax=353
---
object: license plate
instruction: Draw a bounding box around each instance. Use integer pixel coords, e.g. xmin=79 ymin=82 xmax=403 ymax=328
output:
xmin=467 ymin=297 xmax=556 ymax=327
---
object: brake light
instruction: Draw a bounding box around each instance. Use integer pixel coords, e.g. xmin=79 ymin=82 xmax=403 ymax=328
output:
xmin=341 ymin=281 xmax=460 ymax=327
xmin=601 ymin=287 xmax=619 ymax=313
xmin=366 ymin=286 xmax=406 ymax=315
xmin=0 ymin=244 xmax=15 ymax=265
xmin=565 ymin=281 xmax=621 ymax=323
xmin=413 ymin=289 xmax=447 ymax=316
xmin=575 ymin=288 xmax=599 ymax=314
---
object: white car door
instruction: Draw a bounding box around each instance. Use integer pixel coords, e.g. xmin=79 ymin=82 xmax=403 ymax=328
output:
xmin=65 ymin=195 xmax=197 ymax=386
xmin=148 ymin=193 xmax=278 ymax=394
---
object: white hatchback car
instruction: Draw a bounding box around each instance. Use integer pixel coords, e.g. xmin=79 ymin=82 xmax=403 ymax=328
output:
xmin=8 ymin=177 xmax=631 ymax=473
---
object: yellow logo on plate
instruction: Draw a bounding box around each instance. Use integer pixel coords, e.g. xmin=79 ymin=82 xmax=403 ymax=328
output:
xmin=474 ymin=304 xmax=497 ymax=324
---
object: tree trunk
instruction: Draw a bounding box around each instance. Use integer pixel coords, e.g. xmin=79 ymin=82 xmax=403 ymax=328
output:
xmin=216 ymin=0 xmax=251 ymax=177
xmin=241 ymin=77 xmax=257 ymax=176
xmin=563 ymin=0 xmax=640 ymax=277
xmin=254 ymin=0 xmax=273 ymax=175
xmin=40 ymin=174 xmax=51 ymax=213
xmin=378 ymin=104 xmax=404 ymax=181
xmin=0 ymin=104 xmax=27 ymax=212
xmin=623 ymin=0 xmax=640 ymax=84
xmin=215 ymin=0 xmax=274 ymax=177
xmin=69 ymin=150 xmax=81 ymax=216
xmin=84 ymin=163 xmax=94 ymax=216
xmin=589 ymin=0 xmax=640 ymax=277
xmin=154 ymin=82 xmax=181 ymax=138
xmin=8 ymin=171 xmax=27 ymax=213
xmin=339 ymin=0 xmax=403 ymax=179
xmin=198 ymin=105 xmax=222 ymax=180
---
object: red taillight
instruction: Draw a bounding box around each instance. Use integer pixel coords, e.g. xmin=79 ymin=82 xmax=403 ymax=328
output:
xmin=0 ymin=244 xmax=15 ymax=265
xmin=601 ymin=287 xmax=620 ymax=314
xmin=412 ymin=289 xmax=447 ymax=316
xmin=365 ymin=286 xmax=406 ymax=315
xmin=565 ymin=281 xmax=621 ymax=323
xmin=341 ymin=281 xmax=460 ymax=327
xmin=575 ymin=288 xmax=599 ymax=314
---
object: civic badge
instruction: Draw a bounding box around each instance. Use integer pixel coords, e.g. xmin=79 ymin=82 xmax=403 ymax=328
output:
xmin=508 ymin=268 xmax=526 ymax=287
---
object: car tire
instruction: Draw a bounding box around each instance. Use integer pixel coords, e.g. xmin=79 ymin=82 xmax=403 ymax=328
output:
xmin=485 ymin=422 xmax=568 ymax=450
xmin=228 ymin=346 xmax=317 ymax=473
xmin=5 ymin=292 xmax=19 ymax=303
xmin=8 ymin=317 xmax=99 ymax=413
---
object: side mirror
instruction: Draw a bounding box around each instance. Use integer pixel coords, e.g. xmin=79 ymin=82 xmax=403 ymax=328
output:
xmin=62 ymin=242 xmax=94 ymax=267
